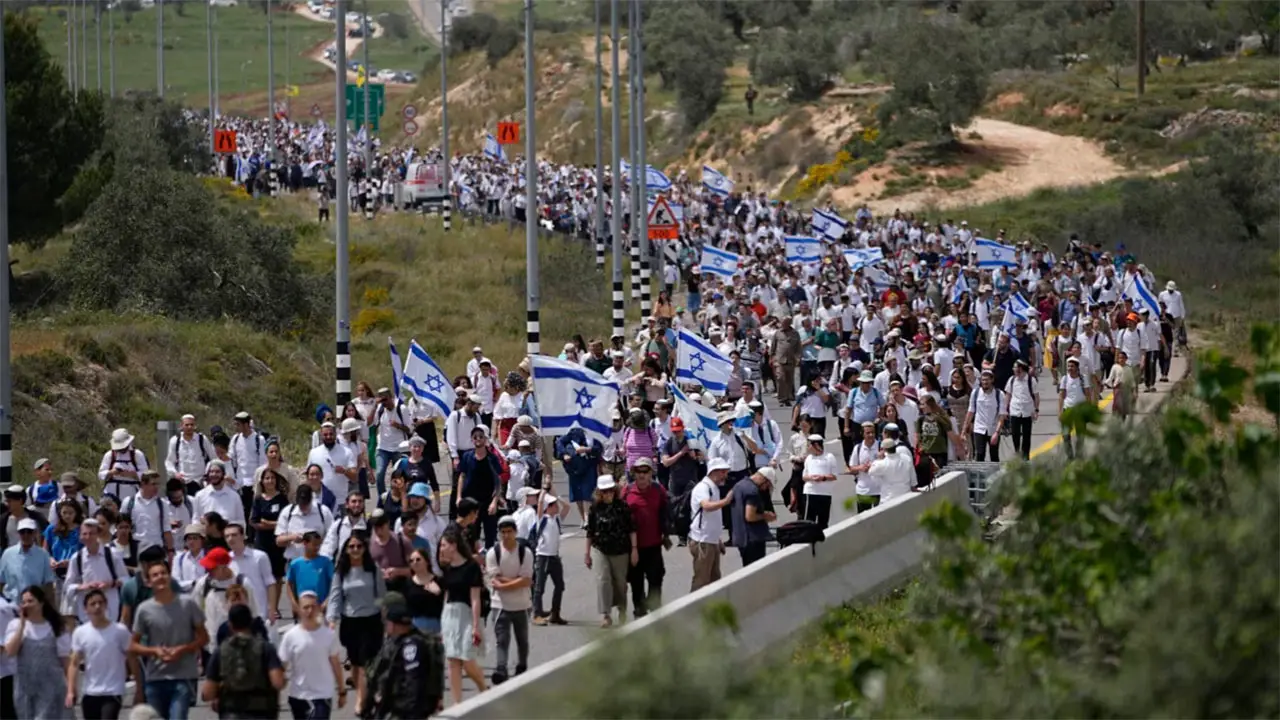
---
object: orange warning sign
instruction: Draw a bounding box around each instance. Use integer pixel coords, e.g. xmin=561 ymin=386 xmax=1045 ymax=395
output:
xmin=496 ymin=121 xmax=520 ymax=145
xmin=214 ymin=130 xmax=238 ymax=154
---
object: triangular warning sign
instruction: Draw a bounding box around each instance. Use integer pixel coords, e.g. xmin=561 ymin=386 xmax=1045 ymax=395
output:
xmin=648 ymin=196 xmax=677 ymax=229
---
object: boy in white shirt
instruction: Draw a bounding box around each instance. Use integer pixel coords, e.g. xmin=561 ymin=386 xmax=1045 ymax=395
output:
xmin=529 ymin=493 xmax=570 ymax=627
xmin=485 ymin=516 xmax=534 ymax=685
xmin=276 ymin=591 xmax=346 ymax=718
xmin=66 ymin=589 xmax=133 ymax=719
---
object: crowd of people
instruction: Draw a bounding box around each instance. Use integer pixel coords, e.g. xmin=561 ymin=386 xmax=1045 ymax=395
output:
xmin=0 ymin=113 xmax=1189 ymax=719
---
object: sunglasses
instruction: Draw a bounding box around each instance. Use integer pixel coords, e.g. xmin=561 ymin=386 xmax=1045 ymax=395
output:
xmin=633 ymin=468 xmax=652 ymax=474
xmin=347 ymin=543 xmax=365 ymax=551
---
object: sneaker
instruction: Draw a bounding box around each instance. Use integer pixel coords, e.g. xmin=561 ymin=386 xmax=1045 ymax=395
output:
xmin=549 ymin=615 xmax=568 ymax=625
xmin=532 ymin=615 xmax=549 ymax=626
xmin=492 ymin=670 xmax=508 ymax=685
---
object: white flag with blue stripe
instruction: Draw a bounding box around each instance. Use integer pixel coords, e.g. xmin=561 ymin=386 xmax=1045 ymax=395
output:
xmin=645 ymin=166 xmax=673 ymax=193
xmin=812 ymin=208 xmax=849 ymax=241
xmin=843 ymin=246 xmax=886 ymax=273
xmin=676 ymin=328 xmax=734 ymax=394
xmin=974 ymin=238 xmax=1019 ymax=268
xmin=388 ymin=337 xmax=405 ymax=401
xmin=530 ymin=356 xmax=620 ymax=444
xmin=669 ymin=383 xmax=719 ymax=452
xmin=399 ymin=340 xmax=456 ymax=419
xmin=1122 ymin=274 xmax=1160 ymax=316
xmin=483 ymin=133 xmax=507 ymax=162
xmin=699 ymin=245 xmax=741 ymax=278
xmin=785 ymin=236 xmax=823 ymax=264
xmin=702 ymin=165 xmax=733 ymax=196
xmin=951 ymin=273 xmax=970 ymax=304
xmin=864 ymin=264 xmax=895 ymax=291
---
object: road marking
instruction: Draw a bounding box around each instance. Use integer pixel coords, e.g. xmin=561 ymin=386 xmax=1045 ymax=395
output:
xmin=1029 ymin=392 xmax=1115 ymax=459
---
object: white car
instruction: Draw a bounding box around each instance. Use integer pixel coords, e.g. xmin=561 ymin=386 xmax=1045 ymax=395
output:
xmin=209 ymin=0 xmax=239 ymax=6
xmin=320 ymin=6 xmax=334 ymax=19
xmin=376 ymin=69 xmax=398 ymax=81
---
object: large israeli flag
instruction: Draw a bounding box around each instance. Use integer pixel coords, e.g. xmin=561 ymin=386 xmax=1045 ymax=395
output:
xmin=1122 ymin=274 xmax=1160 ymax=316
xmin=974 ymin=238 xmax=1019 ymax=268
xmin=702 ymin=165 xmax=734 ymax=197
xmin=699 ymin=245 xmax=741 ymax=278
xmin=676 ymin=328 xmax=734 ymax=394
xmin=530 ymin=356 xmax=620 ymax=444
xmin=483 ymin=133 xmax=507 ymax=162
xmin=669 ymin=383 xmax=719 ymax=452
xmin=785 ymin=236 xmax=823 ymax=264
xmin=950 ymin=272 xmax=970 ymax=304
xmin=399 ymin=340 xmax=456 ymax=419
xmin=999 ymin=293 xmax=1034 ymax=351
xmin=812 ymin=208 xmax=849 ymax=241
xmin=645 ymin=166 xmax=673 ymax=193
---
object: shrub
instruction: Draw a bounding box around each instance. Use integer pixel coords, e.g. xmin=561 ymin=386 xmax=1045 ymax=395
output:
xmin=449 ymin=12 xmax=499 ymax=53
xmin=485 ymin=23 xmax=520 ymax=67
xmin=353 ymin=307 xmax=396 ymax=337
xmin=12 ymin=350 xmax=76 ymax=400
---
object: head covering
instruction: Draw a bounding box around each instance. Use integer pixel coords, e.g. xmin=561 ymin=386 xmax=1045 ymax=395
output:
xmin=199 ymin=547 xmax=232 ymax=571
xmin=110 ymin=428 xmax=135 ymax=451
xmin=408 ymin=482 xmax=432 ymax=499
xmin=314 ymin=403 xmax=333 ymax=424
xmin=596 ymin=475 xmax=617 ymax=491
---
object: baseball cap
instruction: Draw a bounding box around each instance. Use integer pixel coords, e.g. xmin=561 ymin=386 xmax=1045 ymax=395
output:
xmin=16 ymin=518 xmax=38 ymax=533
xmin=632 ymin=457 xmax=654 ymax=470
xmin=32 ymin=458 xmax=50 ymax=471
xmin=669 ymin=417 xmax=685 ymax=432
xmin=200 ymin=547 xmax=232 ymax=571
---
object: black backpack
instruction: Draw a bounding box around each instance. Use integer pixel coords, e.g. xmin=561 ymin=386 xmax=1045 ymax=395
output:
xmin=74 ymin=546 xmax=119 ymax=583
xmin=669 ymin=479 xmax=707 ymax=538
xmin=776 ymin=520 xmax=825 ymax=556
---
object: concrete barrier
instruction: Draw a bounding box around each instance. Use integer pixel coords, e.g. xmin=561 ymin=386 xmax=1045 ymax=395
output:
xmin=440 ymin=471 xmax=971 ymax=720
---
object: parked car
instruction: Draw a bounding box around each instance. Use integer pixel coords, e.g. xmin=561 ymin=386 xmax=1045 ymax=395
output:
xmin=376 ymin=69 xmax=398 ymax=81
xmin=394 ymin=71 xmax=417 ymax=84
xmin=319 ymin=7 xmax=335 ymax=19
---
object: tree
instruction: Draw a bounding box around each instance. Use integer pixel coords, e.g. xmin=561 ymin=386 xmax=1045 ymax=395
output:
xmin=751 ymin=19 xmax=841 ymax=102
xmin=1224 ymin=0 xmax=1280 ymax=54
xmin=450 ymin=12 xmax=500 ymax=53
xmin=875 ymin=17 xmax=989 ymax=142
xmin=645 ymin=2 xmax=734 ymax=127
xmin=380 ymin=12 xmax=411 ymax=41
xmin=3 ymin=12 xmax=106 ymax=249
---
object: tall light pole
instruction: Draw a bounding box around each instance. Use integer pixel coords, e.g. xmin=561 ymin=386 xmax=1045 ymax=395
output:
xmin=524 ymin=0 xmax=539 ymax=357
xmin=635 ymin=0 xmax=650 ymax=323
xmin=157 ymin=0 xmax=165 ymax=97
xmin=213 ymin=5 xmax=220 ymax=116
xmin=96 ymin=0 xmax=103 ymax=93
xmin=207 ymin=0 xmax=216 ymax=156
xmin=627 ymin=3 xmax=640 ymax=303
xmin=363 ymin=0 xmax=372 ymax=176
xmin=593 ymin=0 xmax=604 ymax=271
xmin=441 ymin=0 xmax=452 ymax=232
xmin=609 ymin=0 xmax=623 ymax=339
xmin=81 ymin=0 xmax=88 ymax=90
xmin=0 ymin=1 xmax=13 ymax=489
xmin=67 ymin=5 xmax=76 ymax=93
xmin=335 ymin=0 xmax=352 ymax=406
xmin=268 ymin=0 xmax=276 ymax=164
xmin=109 ymin=0 xmax=115 ymax=97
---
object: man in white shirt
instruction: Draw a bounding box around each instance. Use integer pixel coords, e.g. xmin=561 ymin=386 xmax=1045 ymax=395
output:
xmin=165 ymin=415 xmax=211 ymax=485
xmin=1059 ymin=357 xmax=1091 ymax=459
xmin=63 ymin=519 xmax=129 ymax=623
xmin=486 ymin=516 xmax=534 ymax=684
xmin=277 ymin=591 xmax=345 ymax=718
xmin=306 ymin=422 xmax=357 ymax=501
xmin=320 ymin=492 xmax=368 ymax=562
xmin=98 ymin=428 xmax=150 ymax=503
xmin=120 ymin=471 xmax=173 ymax=554
xmin=466 ymin=346 xmax=498 ymax=379
xmin=963 ymin=369 xmax=1006 ymax=462
xmin=274 ymin=485 xmax=335 ymax=561
xmin=228 ymin=412 xmax=268 ymax=505
xmin=688 ymin=459 xmax=734 ymax=592
xmin=1158 ymin=280 xmax=1187 ymax=353
xmin=194 ymin=460 xmax=247 ymax=527
xmin=1137 ymin=308 xmax=1163 ymax=392
xmin=445 ymin=395 xmax=482 ymax=468
xmin=707 ymin=412 xmax=751 ymax=531
xmin=471 ymin=361 xmax=500 ymax=425
xmin=225 ymin=523 xmax=279 ymax=623
xmin=602 ymin=352 xmax=633 ymax=385
xmin=801 ymin=435 xmax=840 ymax=530
xmin=371 ymin=389 xmax=413 ymax=497
xmin=847 ymin=422 xmax=880 ymax=513
xmin=1003 ymin=359 xmax=1040 ymax=460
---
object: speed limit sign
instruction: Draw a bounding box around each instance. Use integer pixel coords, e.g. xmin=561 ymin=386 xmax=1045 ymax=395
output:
xmin=403 ymin=120 xmax=419 ymax=136
xmin=402 ymin=105 xmax=418 ymax=120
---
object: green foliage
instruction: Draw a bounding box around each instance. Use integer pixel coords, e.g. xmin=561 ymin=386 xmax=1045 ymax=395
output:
xmin=379 ymin=11 xmax=411 ymax=41
xmin=4 ymin=12 xmax=106 ymax=249
xmin=644 ymin=2 xmax=734 ymax=127
xmin=12 ymin=350 xmax=77 ymax=401
xmin=751 ymin=18 xmax=840 ymax=102
xmin=485 ymin=21 xmax=520 ymax=67
xmin=450 ymin=12 xmax=501 ymax=53
xmin=876 ymin=17 xmax=989 ymax=142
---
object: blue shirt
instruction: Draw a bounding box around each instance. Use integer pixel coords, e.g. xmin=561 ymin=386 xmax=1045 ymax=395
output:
xmin=0 ymin=544 xmax=56 ymax=602
xmin=286 ymin=555 xmax=335 ymax=603
xmin=42 ymin=526 xmax=82 ymax=563
xmin=847 ymin=386 xmax=885 ymax=424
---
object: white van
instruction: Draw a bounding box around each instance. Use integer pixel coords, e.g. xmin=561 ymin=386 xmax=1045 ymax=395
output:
xmin=398 ymin=161 xmax=450 ymax=210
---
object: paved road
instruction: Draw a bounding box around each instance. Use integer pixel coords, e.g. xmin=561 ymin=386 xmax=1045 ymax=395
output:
xmin=406 ymin=0 xmax=472 ymax=43
xmin=147 ymin=354 xmax=1186 ymax=719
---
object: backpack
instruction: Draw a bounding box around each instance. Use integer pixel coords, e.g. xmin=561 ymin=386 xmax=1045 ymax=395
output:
xmin=203 ymin=573 xmax=248 ymax=600
xmin=122 ymin=494 xmax=166 ymax=535
xmin=526 ymin=514 xmax=560 ymax=550
xmin=74 ymin=546 xmax=119 ymax=583
xmin=171 ymin=434 xmax=211 ymax=467
xmin=493 ymin=540 xmax=528 ymax=568
xmin=776 ymin=520 xmax=825 ymax=556
xmin=375 ymin=403 xmax=411 ymax=440
xmin=217 ymin=634 xmax=271 ymax=707
xmin=670 ymin=479 xmax=708 ymax=537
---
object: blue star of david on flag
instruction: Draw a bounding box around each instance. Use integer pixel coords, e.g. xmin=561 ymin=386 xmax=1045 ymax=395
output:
xmin=397 ymin=340 xmax=457 ymax=419
xmin=676 ymin=328 xmax=733 ymax=393
xmin=424 ymin=374 xmax=446 ymax=393
xmin=689 ymin=352 xmax=706 ymax=374
xmin=574 ymin=386 xmax=596 ymax=410
xmin=530 ymin=357 xmax=620 ymax=444
xmin=975 ymin=238 xmax=1018 ymax=268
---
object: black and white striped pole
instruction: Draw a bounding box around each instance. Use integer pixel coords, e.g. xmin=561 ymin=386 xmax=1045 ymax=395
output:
xmin=524 ymin=0 xmax=540 ymax=357
xmin=0 ymin=13 xmax=12 ymax=488
xmin=635 ymin=0 xmax=651 ymax=323
xmin=593 ymin=0 xmax=605 ymax=271
xmin=334 ymin=0 xmax=352 ymax=405
xmin=609 ymin=0 xmax=624 ymax=339
xmin=441 ymin=0 xmax=452 ymax=232
xmin=627 ymin=3 xmax=640 ymax=303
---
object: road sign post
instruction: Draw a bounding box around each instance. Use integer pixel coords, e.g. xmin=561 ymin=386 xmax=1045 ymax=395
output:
xmin=497 ymin=121 xmax=519 ymax=145
xmin=403 ymin=120 xmax=419 ymax=136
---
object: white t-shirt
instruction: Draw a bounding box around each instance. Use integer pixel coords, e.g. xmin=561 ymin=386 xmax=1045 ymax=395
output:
xmin=277 ymin=623 xmax=341 ymax=701
xmin=531 ymin=510 xmax=562 ymax=557
xmin=1060 ymin=374 xmax=1089 ymax=409
xmin=484 ymin=543 xmax=533 ymax=612
xmin=306 ymin=443 xmax=356 ymax=500
xmin=4 ymin=618 xmax=72 ymax=658
xmin=802 ymin=453 xmax=840 ymax=497
xmin=0 ymin=599 xmax=14 ymax=678
xmin=688 ymin=478 xmax=722 ymax=544
xmin=71 ymin=622 xmax=131 ymax=696
xmin=230 ymin=548 xmax=277 ymax=621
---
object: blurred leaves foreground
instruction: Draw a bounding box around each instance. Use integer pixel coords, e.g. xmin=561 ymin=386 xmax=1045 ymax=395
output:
xmin=549 ymin=323 xmax=1280 ymax=720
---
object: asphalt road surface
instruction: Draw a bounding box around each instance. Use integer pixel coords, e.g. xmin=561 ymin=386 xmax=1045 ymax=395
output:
xmin=119 ymin=355 xmax=1186 ymax=719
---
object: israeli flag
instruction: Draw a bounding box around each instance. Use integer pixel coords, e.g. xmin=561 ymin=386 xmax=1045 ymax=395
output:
xmin=843 ymin=246 xmax=886 ymax=273
xmin=999 ymin=294 xmax=1033 ymax=352
xmin=399 ymin=340 xmax=456 ymax=419
xmin=1122 ymin=274 xmax=1160 ymax=316
xmin=864 ymin=264 xmax=896 ymax=291
xmin=306 ymin=121 xmax=326 ymax=151
xmin=785 ymin=236 xmax=823 ymax=265
xmin=975 ymin=238 xmax=1019 ymax=268
xmin=354 ymin=124 xmax=368 ymax=149
xmin=702 ymin=165 xmax=734 ymax=197
xmin=530 ymin=356 xmax=620 ymax=444
xmin=699 ymin=245 xmax=741 ymax=278
xmin=951 ymin=272 xmax=970 ymax=304
xmin=483 ymin=133 xmax=507 ymax=162
xmin=388 ymin=337 xmax=404 ymax=401
xmin=645 ymin=166 xmax=673 ymax=193
xmin=668 ymin=383 xmax=719 ymax=452
xmin=676 ymin=328 xmax=734 ymax=394
xmin=812 ymin=208 xmax=849 ymax=241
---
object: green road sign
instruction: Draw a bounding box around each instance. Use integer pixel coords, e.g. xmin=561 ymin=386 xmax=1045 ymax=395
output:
xmin=345 ymin=83 xmax=386 ymax=129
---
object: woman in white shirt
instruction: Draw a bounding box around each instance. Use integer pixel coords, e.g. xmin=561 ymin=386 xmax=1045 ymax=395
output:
xmin=783 ymin=415 xmax=815 ymax=515
xmin=801 ymin=435 xmax=839 ymax=530
xmin=4 ymin=586 xmax=71 ymax=719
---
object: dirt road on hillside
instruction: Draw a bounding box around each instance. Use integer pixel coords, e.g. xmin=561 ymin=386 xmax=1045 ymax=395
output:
xmin=835 ymin=117 xmax=1128 ymax=214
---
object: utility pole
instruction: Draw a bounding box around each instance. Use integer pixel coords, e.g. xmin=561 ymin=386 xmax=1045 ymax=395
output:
xmin=213 ymin=6 xmax=219 ymax=116
xmin=285 ymin=13 xmax=291 ymax=117
xmin=268 ymin=0 xmax=276 ymax=163
xmin=635 ymin=0 xmax=650 ymax=323
xmin=441 ymin=0 xmax=452 ymax=232
xmin=67 ymin=5 xmax=76 ymax=93
xmin=628 ymin=4 xmax=640 ymax=303
xmin=525 ymin=0 xmax=540 ymax=356
xmin=610 ymin=0 xmax=623 ymax=339
xmin=593 ymin=0 xmax=604 ymax=272
xmin=0 ymin=4 xmax=13 ymax=489
xmin=207 ymin=0 xmax=215 ymax=156
xmin=1136 ymin=0 xmax=1147 ymax=98
xmin=157 ymin=0 xmax=165 ymax=97
xmin=81 ymin=0 xmax=88 ymax=90
xmin=96 ymin=0 xmax=102 ymax=93
xmin=335 ymin=0 xmax=352 ymax=406
xmin=363 ymin=0 xmax=372 ymax=180
xmin=109 ymin=0 xmax=115 ymax=97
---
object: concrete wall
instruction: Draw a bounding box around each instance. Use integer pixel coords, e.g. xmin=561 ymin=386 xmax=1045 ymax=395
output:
xmin=440 ymin=471 xmax=971 ymax=720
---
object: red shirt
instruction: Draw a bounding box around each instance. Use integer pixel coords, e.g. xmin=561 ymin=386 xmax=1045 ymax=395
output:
xmin=622 ymin=482 xmax=668 ymax=549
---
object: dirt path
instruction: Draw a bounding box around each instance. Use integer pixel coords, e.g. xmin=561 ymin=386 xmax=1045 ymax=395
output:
xmin=292 ymin=4 xmax=415 ymax=87
xmin=833 ymin=117 xmax=1129 ymax=214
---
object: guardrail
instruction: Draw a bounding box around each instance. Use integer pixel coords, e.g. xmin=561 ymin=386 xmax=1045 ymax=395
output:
xmin=439 ymin=471 xmax=971 ymax=720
